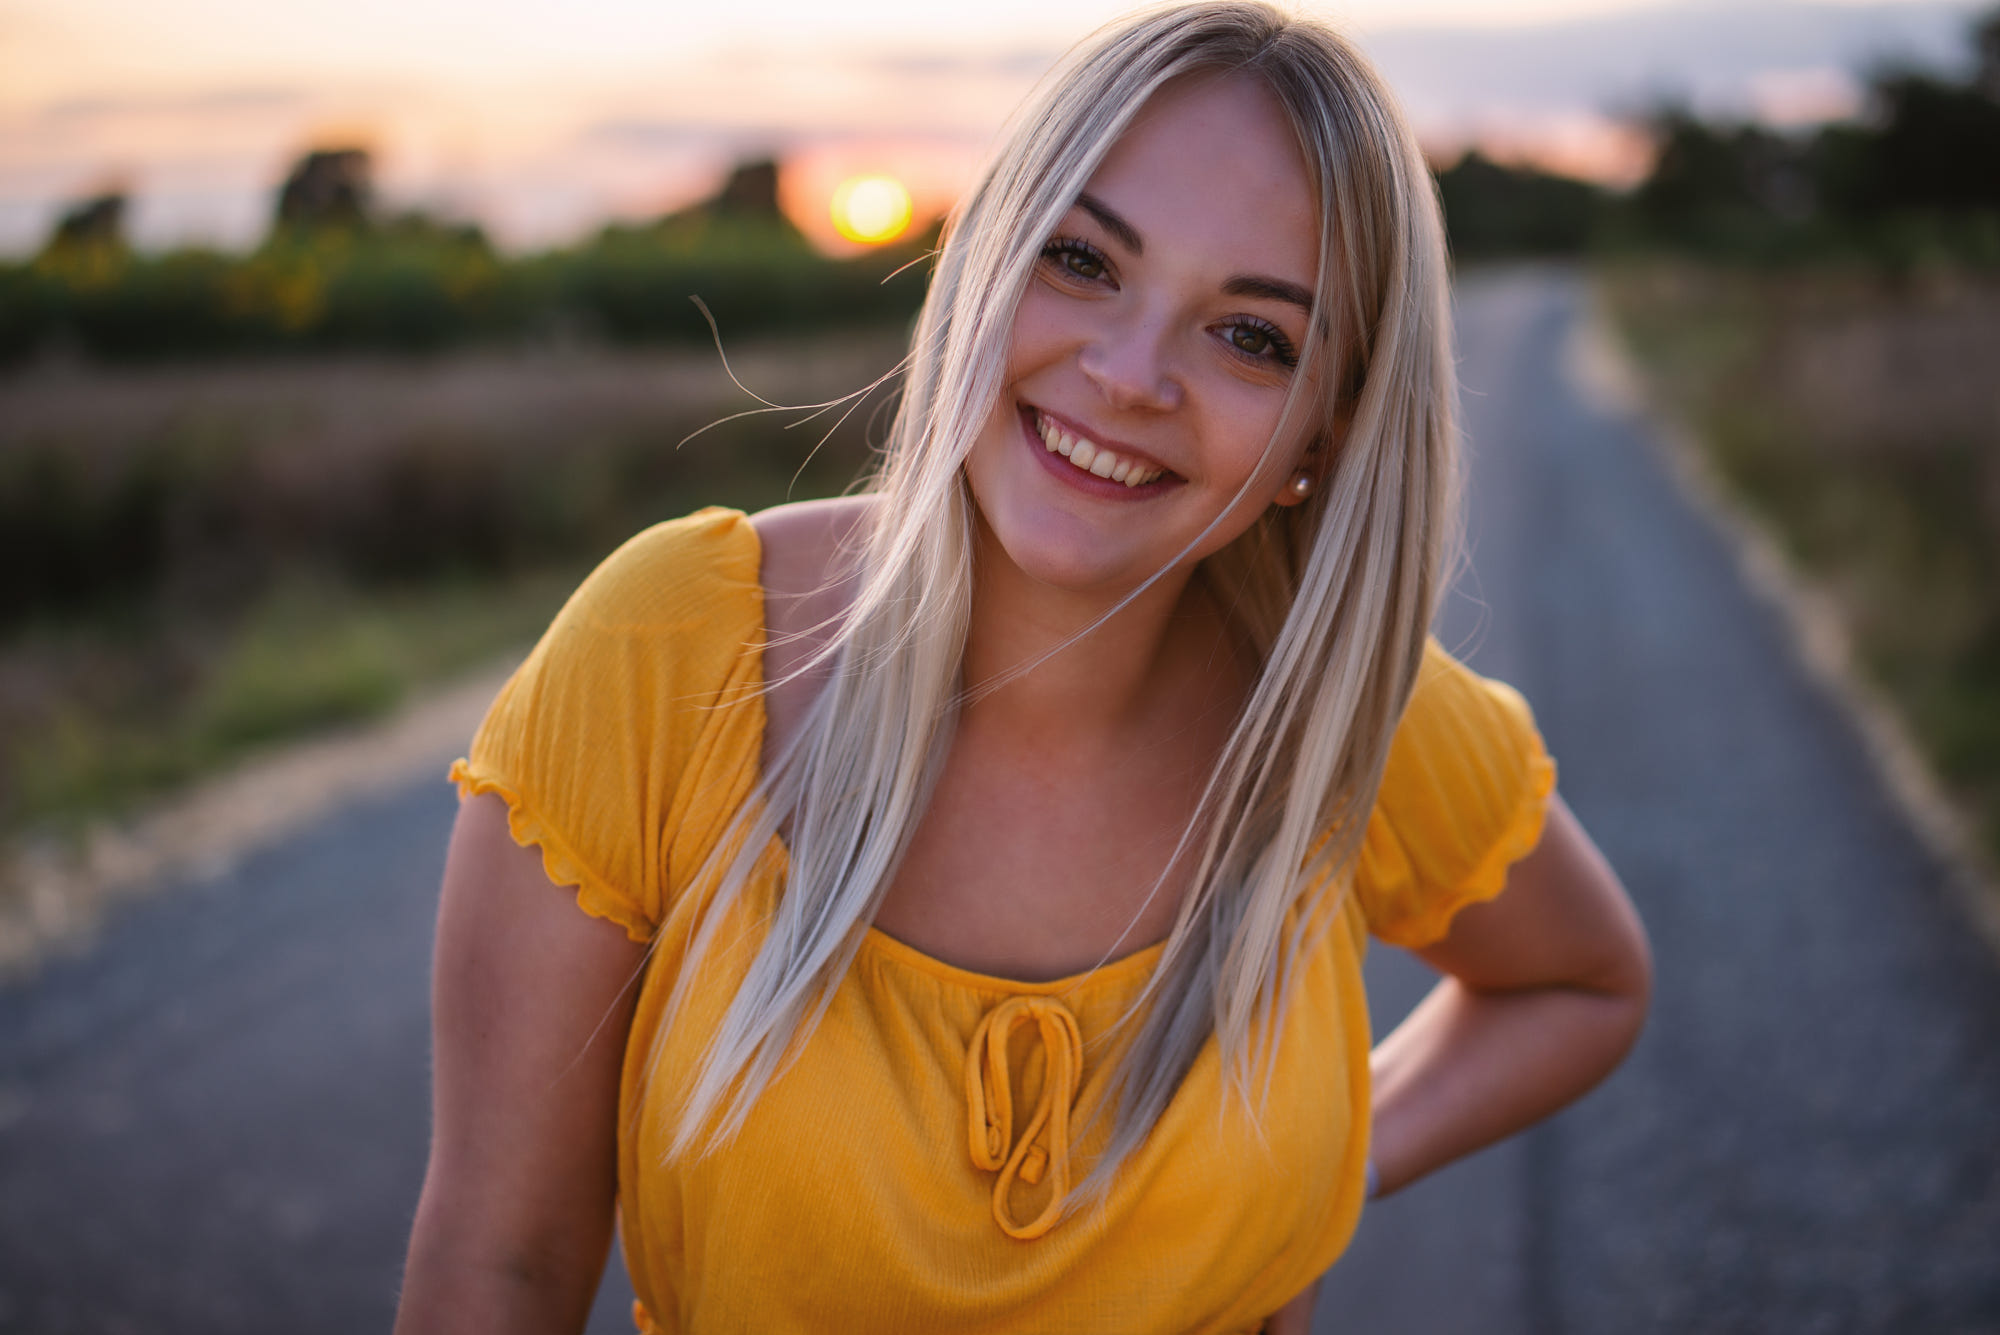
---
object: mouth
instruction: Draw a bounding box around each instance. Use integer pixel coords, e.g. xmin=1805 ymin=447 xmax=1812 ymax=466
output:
xmin=1025 ymin=406 xmax=1177 ymax=490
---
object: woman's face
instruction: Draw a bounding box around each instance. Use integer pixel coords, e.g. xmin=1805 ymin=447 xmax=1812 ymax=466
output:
xmin=964 ymin=71 xmax=1325 ymax=598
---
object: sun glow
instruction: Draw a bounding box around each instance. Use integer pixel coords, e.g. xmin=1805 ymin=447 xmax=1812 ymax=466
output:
xmin=830 ymin=174 xmax=913 ymax=245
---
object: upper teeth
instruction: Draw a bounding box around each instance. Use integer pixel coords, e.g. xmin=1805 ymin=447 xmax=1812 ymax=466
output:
xmin=1034 ymin=412 xmax=1166 ymax=487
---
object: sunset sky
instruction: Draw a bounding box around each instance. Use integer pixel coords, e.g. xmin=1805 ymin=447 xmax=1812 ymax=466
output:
xmin=0 ymin=0 xmax=1982 ymax=254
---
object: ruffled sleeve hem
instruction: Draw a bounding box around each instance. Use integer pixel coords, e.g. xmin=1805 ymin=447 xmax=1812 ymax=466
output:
xmin=1371 ymin=746 xmax=1556 ymax=950
xmin=449 ymin=757 xmax=656 ymax=943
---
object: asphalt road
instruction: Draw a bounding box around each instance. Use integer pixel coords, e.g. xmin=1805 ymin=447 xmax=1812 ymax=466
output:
xmin=1319 ymin=268 xmax=2000 ymax=1334
xmin=3 ymin=266 xmax=1997 ymax=1333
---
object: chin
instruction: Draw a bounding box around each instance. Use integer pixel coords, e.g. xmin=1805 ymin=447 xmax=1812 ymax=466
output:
xmin=976 ymin=507 xmax=1133 ymax=594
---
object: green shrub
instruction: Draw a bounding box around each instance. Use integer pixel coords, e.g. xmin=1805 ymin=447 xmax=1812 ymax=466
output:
xmin=1602 ymin=262 xmax=2000 ymax=866
xmin=0 ymin=222 xmax=932 ymax=366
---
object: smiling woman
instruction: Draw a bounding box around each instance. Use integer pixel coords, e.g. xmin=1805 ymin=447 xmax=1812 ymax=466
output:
xmin=395 ymin=6 xmax=1651 ymax=1334
xmin=964 ymin=75 xmax=1322 ymax=594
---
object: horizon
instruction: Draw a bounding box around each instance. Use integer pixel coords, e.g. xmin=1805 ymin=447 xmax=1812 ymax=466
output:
xmin=0 ymin=0 xmax=1984 ymax=257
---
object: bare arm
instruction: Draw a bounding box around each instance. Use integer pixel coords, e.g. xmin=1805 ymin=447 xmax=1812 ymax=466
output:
xmin=395 ymin=792 xmax=650 ymax=1335
xmin=1264 ymin=792 xmax=1648 ymax=1334
xmin=1368 ymin=790 xmax=1650 ymax=1195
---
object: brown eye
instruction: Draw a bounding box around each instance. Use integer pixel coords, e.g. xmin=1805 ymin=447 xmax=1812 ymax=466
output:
xmin=1040 ymin=238 xmax=1111 ymax=284
xmin=1221 ymin=318 xmax=1299 ymax=368
xmin=1065 ymin=252 xmax=1102 ymax=279
xmin=1230 ymin=325 xmax=1272 ymax=356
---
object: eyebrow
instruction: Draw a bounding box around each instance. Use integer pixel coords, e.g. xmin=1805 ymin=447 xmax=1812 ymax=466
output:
xmin=1074 ymin=191 xmax=1317 ymax=316
xmin=1222 ymin=274 xmax=1316 ymax=313
xmin=1077 ymin=192 xmax=1144 ymax=254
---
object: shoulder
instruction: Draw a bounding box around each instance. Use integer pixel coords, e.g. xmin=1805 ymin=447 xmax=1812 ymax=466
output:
xmin=560 ymin=506 xmax=761 ymax=632
xmin=750 ymin=495 xmax=877 ymax=756
xmin=1390 ymin=639 xmax=1541 ymax=764
xmin=749 ymin=494 xmax=876 ymax=613
xmin=481 ymin=504 xmax=769 ymax=747
xmin=1357 ymin=639 xmax=1556 ymax=948
xmin=450 ymin=507 xmax=769 ymax=941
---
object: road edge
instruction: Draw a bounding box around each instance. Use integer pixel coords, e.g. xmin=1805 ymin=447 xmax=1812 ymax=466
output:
xmin=1565 ymin=277 xmax=2000 ymax=962
xmin=11 ymin=289 xmax=1994 ymax=977
xmin=0 ymin=658 xmax=516 ymax=981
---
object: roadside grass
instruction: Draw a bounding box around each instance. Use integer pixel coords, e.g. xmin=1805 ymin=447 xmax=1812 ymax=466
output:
xmin=0 ymin=333 xmax=896 ymax=860
xmin=1600 ymin=260 xmax=2000 ymax=865
xmin=5 ymin=567 xmax=580 ymax=839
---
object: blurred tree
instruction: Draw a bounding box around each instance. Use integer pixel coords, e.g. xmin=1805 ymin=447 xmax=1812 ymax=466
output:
xmin=1433 ymin=151 xmax=1605 ymax=258
xmin=1818 ymin=68 xmax=2000 ymax=217
xmin=378 ymin=210 xmax=493 ymax=252
xmin=624 ymin=157 xmax=810 ymax=253
xmin=0 ymin=152 xmax=930 ymax=365
xmin=1631 ymin=112 xmax=1810 ymax=236
xmin=709 ymin=159 xmax=781 ymax=217
xmin=32 ymin=189 xmax=131 ymax=299
xmin=44 ymin=192 xmax=128 ymax=253
xmin=274 ymin=148 xmax=374 ymax=233
xmin=1617 ymin=3 xmax=2000 ymax=258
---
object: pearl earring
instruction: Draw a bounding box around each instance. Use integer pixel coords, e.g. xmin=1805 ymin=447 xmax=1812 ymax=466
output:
xmin=1288 ymin=470 xmax=1315 ymax=498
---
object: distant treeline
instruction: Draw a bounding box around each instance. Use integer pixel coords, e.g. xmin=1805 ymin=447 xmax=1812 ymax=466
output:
xmin=2 ymin=156 xmax=934 ymax=366
xmin=6 ymin=5 xmax=1997 ymax=366
xmin=1440 ymin=6 xmax=2000 ymax=265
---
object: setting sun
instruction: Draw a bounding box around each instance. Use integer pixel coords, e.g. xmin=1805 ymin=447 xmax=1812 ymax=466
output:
xmin=830 ymin=174 xmax=913 ymax=246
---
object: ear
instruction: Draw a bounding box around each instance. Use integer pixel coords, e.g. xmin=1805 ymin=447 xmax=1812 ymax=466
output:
xmin=1270 ymin=409 xmax=1352 ymax=509
xmin=1271 ymin=456 xmax=1318 ymax=508
xmin=1270 ymin=433 xmax=1330 ymax=509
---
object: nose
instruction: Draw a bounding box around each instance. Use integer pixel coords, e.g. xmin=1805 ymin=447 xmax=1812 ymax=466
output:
xmin=1076 ymin=306 xmax=1183 ymax=413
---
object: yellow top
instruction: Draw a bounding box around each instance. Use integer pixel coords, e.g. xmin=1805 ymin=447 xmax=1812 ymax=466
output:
xmin=449 ymin=507 xmax=1556 ymax=1335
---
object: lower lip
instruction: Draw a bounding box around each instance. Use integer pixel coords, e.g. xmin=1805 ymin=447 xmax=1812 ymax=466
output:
xmin=1018 ymin=406 xmax=1176 ymax=501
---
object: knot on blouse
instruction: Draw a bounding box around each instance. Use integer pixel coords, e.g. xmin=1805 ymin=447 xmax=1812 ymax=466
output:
xmin=963 ymin=995 xmax=1084 ymax=1241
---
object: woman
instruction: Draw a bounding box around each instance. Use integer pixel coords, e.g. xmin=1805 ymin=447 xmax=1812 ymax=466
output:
xmin=395 ymin=5 xmax=1651 ymax=1333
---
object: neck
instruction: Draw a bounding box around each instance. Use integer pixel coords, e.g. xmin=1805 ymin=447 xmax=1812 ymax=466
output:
xmin=958 ymin=520 xmax=1241 ymax=754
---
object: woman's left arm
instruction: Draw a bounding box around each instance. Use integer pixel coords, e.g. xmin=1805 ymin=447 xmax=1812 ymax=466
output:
xmin=1368 ymin=788 xmax=1652 ymax=1196
xmin=1262 ymin=793 xmax=1647 ymax=1334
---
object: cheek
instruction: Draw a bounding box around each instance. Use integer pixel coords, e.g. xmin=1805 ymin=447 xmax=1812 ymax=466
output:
xmin=1003 ymin=284 xmax=1084 ymax=381
xmin=1208 ymin=385 xmax=1313 ymax=483
xmin=1229 ymin=358 xmax=1328 ymax=478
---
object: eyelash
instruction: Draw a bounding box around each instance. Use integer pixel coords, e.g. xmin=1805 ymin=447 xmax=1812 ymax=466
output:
xmin=1040 ymin=236 xmax=1111 ymax=284
xmin=1223 ymin=317 xmax=1299 ymax=369
xmin=1036 ymin=236 xmax=1300 ymax=371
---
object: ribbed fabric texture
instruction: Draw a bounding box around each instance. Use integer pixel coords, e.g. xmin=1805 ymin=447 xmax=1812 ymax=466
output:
xmin=448 ymin=507 xmax=1556 ymax=1335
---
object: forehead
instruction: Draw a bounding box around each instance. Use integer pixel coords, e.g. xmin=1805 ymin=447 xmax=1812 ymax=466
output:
xmin=1080 ymin=72 xmax=1319 ymax=293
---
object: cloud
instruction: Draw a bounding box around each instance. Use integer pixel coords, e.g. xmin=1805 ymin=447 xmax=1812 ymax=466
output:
xmin=38 ymin=87 xmax=310 ymax=126
xmin=579 ymin=119 xmax=796 ymax=150
xmin=1361 ymin=0 xmax=1979 ymax=124
xmin=576 ymin=118 xmax=993 ymax=154
xmin=851 ymin=47 xmax=1060 ymax=80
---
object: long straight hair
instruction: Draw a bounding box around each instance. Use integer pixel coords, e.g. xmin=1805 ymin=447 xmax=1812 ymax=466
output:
xmin=654 ymin=0 xmax=1458 ymax=1199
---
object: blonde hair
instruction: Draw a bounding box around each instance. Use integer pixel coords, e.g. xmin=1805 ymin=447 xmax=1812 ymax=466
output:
xmin=657 ymin=0 xmax=1457 ymax=1201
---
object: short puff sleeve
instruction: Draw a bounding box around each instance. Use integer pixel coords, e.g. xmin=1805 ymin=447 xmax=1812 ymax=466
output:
xmin=448 ymin=508 xmax=763 ymax=942
xmin=1354 ymin=640 xmax=1557 ymax=949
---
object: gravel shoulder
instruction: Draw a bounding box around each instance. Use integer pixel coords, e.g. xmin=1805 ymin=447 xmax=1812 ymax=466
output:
xmin=0 ymin=658 xmax=517 ymax=979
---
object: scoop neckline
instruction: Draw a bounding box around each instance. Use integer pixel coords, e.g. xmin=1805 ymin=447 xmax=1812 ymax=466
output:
xmin=858 ymin=923 xmax=1167 ymax=995
xmin=733 ymin=506 xmax=1170 ymax=996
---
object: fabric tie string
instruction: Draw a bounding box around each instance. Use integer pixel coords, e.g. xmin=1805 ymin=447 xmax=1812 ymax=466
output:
xmin=963 ymin=994 xmax=1084 ymax=1240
